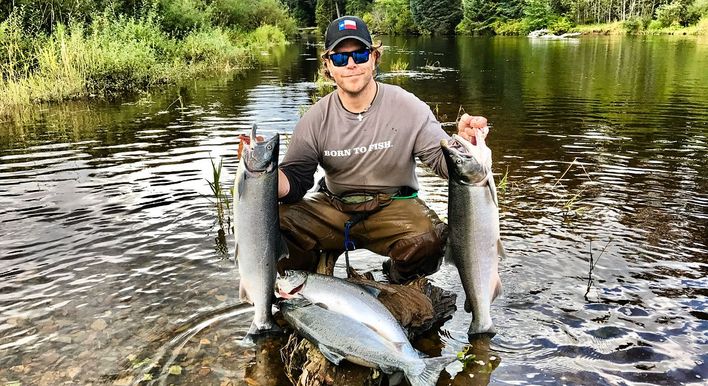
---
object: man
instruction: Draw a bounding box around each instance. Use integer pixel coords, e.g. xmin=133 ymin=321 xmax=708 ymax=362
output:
xmin=276 ymin=16 xmax=488 ymax=283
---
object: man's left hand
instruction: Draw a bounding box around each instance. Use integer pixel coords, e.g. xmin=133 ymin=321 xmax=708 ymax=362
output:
xmin=457 ymin=114 xmax=488 ymax=145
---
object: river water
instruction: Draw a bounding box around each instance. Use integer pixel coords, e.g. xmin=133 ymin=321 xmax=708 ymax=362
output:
xmin=1 ymin=35 xmax=706 ymax=385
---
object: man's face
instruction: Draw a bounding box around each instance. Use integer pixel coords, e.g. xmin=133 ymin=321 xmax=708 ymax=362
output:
xmin=325 ymin=39 xmax=375 ymax=96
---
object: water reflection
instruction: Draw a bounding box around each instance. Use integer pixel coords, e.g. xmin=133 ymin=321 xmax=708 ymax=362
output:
xmin=1 ymin=35 xmax=707 ymax=385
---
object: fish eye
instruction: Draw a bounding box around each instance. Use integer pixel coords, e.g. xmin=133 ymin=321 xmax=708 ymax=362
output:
xmin=266 ymin=144 xmax=273 ymax=150
xmin=455 ymin=158 xmax=463 ymax=164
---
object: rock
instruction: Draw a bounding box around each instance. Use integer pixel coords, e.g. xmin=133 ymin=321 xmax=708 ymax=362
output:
xmin=90 ymin=319 xmax=108 ymax=331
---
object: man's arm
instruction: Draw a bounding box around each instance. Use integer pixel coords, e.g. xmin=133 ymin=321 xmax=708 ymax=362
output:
xmin=278 ymin=169 xmax=290 ymax=198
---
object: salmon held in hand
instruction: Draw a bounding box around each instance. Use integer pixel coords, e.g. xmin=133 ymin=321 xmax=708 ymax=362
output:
xmin=233 ymin=124 xmax=286 ymax=345
xmin=441 ymin=132 xmax=504 ymax=338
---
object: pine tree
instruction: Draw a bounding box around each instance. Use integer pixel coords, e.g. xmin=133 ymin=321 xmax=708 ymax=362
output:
xmin=410 ymin=0 xmax=463 ymax=34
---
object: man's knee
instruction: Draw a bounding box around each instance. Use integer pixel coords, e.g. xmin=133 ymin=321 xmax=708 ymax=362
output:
xmin=386 ymin=221 xmax=448 ymax=282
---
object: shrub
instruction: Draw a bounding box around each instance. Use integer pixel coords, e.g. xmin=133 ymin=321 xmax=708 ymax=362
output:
xmin=622 ymin=16 xmax=644 ymax=33
xmin=158 ymin=0 xmax=212 ymax=37
xmin=365 ymin=0 xmax=418 ymax=35
xmin=548 ymin=15 xmax=574 ymax=33
xmin=655 ymin=2 xmax=684 ymax=27
xmin=492 ymin=18 xmax=530 ymax=35
xmin=213 ymin=0 xmax=297 ymax=36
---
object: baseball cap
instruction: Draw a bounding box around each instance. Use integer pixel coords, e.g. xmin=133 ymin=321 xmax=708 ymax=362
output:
xmin=324 ymin=16 xmax=373 ymax=52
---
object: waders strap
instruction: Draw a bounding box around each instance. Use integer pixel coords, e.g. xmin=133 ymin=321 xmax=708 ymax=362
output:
xmin=392 ymin=191 xmax=418 ymax=200
xmin=343 ymin=213 xmax=369 ymax=278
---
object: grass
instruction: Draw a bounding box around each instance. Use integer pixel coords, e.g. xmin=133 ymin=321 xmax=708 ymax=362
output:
xmin=390 ymin=57 xmax=409 ymax=72
xmin=0 ymin=15 xmax=287 ymax=123
xmin=206 ymin=156 xmax=231 ymax=255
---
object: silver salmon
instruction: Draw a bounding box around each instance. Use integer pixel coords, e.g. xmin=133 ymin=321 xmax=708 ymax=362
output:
xmin=275 ymin=270 xmax=416 ymax=357
xmin=280 ymin=299 xmax=455 ymax=386
xmin=441 ymin=133 xmax=503 ymax=337
xmin=233 ymin=124 xmax=285 ymax=345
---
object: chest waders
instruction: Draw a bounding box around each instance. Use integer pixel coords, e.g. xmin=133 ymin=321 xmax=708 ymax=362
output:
xmin=342 ymin=191 xmax=418 ymax=277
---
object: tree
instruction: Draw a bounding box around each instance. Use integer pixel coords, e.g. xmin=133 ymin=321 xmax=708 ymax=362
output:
xmin=410 ymin=0 xmax=463 ymax=34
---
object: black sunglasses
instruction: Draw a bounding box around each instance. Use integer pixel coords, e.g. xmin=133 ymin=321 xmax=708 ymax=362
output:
xmin=328 ymin=49 xmax=371 ymax=67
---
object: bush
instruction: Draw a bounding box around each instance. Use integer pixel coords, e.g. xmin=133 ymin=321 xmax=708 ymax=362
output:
xmin=365 ymin=0 xmax=418 ymax=35
xmin=622 ymin=16 xmax=643 ymax=33
xmin=548 ymin=15 xmax=573 ymax=33
xmin=524 ymin=0 xmax=555 ymax=31
xmin=655 ymin=2 xmax=683 ymax=27
xmin=158 ymin=0 xmax=212 ymax=37
xmin=647 ymin=19 xmax=663 ymax=30
xmin=491 ymin=18 xmax=530 ymax=35
xmin=213 ymin=0 xmax=297 ymax=36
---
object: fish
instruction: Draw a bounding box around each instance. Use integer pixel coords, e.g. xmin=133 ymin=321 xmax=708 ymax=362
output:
xmin=280 ymin=298 xmax=456 ymax=386
xmin=233 ymin=124 xmax=286 ymax=345
xmin=440 ymin=132 xmax=503 ymax=338
xmin=275 ymin=270 xmax=416 ymax=357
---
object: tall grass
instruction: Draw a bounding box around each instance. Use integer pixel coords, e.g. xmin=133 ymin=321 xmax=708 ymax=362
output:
xmin=0 ymin=4 xmax=292 ymax=122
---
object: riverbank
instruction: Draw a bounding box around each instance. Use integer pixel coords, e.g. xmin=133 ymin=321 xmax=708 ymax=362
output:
xmin=0 ymin=21 xmax=287 ymax=123
xmin=574 ymin=16 xmax=708 ymax=35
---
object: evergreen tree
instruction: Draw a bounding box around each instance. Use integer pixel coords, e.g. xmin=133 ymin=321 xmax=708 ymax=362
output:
xmin=410 ymin=0 xmax=463 ymax=34
xmin=346 ymin=0 xmax=373 ymax=16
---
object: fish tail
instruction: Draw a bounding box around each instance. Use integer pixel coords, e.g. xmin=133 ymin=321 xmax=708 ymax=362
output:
xmin=240 ymin=319 xmax=282 ymax=347
xmin=407 ymin=355 xmax=456 ymax=386
xmin=468 ymin=318 xmax=496 ymax=338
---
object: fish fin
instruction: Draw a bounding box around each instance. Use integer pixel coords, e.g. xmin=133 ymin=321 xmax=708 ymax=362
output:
xmin=388 ymin=371 xmax=404 ymax=384
xmin=497 ymin=238 xmax=507 ymax=259
xmin=239 ymin=281 xmax=251 ymax=304
xmin=361 ymin=284 xmax=381 ymax=298
xmin=314 ymin=302 xmax=329 ymax=310
xmin=492 ymin=278 xmax=503 ymax=301
xmin=278 ymin=235 xmax=289 ymax=261
xmin=407 ymin=355 xmax=456 ymax=386
xmin=236 ymin=169 xmax=247 ymax=200
xmin=487 ymin=173 xmax=499 ymax=207
xmin=380 ymin=365 xmax=398 ymax=375
xmin=318 ymin=344 xmax=345 ymax=365
xmin=240 ymin=319 xmax=282 ymax=347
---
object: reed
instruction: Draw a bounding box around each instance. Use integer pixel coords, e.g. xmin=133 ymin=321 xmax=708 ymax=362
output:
xmin=390 ymin=57 xmax=409 ymax=72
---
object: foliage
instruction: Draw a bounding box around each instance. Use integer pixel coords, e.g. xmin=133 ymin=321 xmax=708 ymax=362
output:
xmin=548 ymin=15 xmax=574 ymax=33
xmin=346 ymin=0 xmax=374 ymax=15
xmin=622 ymin=16 xmax=645 ymax=32
xmin=524 ymin=0 xmax=556 ymax=31
xmin=364 ymin=0 xmax=419 ymax=34
xmin=316 ymin=0 xmax=345 ymax=34
xmin=655 ymin=2 xmax=684 ymax=27
xmin=459 ymin=0 xmax=499 ymax=34
xmin=410 ymin=0 xmax=463 ymax=34
xmin=211 ymin=0 xmax=297 ymax=36
xmin=491 ymin=18 xmax=531 ymax=34
xmin=158 ymin=0 xmax=212 ymax=37
xmin=283 ymin=0 xmax=318 ymax=26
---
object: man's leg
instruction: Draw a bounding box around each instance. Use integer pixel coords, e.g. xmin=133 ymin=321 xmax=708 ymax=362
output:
xmin=356 ymin=198 xmax=448 ymax=284
xmin=278 ymin=192 xmax=348 ymax=274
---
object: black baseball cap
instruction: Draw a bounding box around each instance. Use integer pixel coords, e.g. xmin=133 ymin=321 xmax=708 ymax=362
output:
xmin=324 ymin=16 xmax=372 ymax=52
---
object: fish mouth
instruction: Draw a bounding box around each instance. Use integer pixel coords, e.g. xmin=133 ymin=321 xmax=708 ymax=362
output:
xmin=276 ymin=282 xmax=304 ymax=299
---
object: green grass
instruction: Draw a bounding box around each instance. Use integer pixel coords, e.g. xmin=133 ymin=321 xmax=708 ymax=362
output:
xmin=390 ymin=57 xmax=409 ymax=72
xmin=0 ymin=14 xmax=288 ymax=122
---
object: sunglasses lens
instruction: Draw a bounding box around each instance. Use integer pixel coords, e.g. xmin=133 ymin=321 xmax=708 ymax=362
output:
xmin=352 ymin=49 xmax=370 ymax=64
xmin=330 ymin=53 xmax=349 ymax=66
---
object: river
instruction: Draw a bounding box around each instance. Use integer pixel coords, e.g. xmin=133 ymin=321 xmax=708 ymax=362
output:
xmin=1 ymin=35 xmax=706 ymax=385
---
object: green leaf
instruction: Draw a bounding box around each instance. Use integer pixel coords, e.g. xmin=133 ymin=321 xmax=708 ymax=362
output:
xmin=168 ymin=365 xmax=182 ymax=375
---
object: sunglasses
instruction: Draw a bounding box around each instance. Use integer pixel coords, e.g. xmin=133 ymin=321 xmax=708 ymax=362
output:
xmin=328 ymin=49 xmax=371 ymax=67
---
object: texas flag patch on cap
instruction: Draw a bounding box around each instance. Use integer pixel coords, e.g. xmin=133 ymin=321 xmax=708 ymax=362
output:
xmin=338 ymin=19 xmax=357 ymax=30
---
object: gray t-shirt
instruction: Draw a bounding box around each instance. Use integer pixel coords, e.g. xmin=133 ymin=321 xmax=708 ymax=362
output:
xmin=280 ymin=82 xmax=450 ymax=203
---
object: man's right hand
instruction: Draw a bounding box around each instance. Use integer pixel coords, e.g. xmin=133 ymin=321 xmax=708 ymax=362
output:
xmin=457 ymin=114 xmax=489 ymax=145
